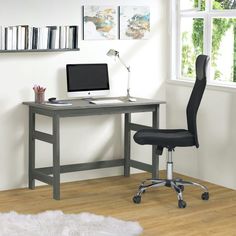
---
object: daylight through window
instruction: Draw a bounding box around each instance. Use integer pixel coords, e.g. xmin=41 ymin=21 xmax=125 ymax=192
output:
xmin=175 ymin=0 xmax=236 ymax=84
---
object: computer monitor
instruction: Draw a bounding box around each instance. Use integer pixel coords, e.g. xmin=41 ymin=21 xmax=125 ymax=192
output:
xmin=66 ymin=63 xmax=110 ymax=98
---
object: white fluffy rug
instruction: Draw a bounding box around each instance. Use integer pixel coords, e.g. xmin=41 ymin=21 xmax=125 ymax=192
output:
xmin=0 ymin=210 xmax=142 ymax=236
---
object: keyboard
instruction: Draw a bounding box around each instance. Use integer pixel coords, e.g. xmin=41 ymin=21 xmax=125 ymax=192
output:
xmin=90 ymin=99 xmax=123 ymax=105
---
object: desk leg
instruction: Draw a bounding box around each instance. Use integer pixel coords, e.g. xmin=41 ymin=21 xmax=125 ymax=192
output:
xmin=124 ymin=113 xmax=131 ymax=177
xmin=29 ymin=108 xmax=35 ymax=189
xmin=53 ymin=115 xmax=60 ymax=200
xmin=152 ymin=105 xmax=159 ymax=178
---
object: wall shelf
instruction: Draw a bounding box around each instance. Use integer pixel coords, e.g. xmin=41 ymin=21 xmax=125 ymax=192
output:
xmin=0 ymin=25 xmax=79 ymax=53
xmin=0 ymin=48 xmax=80 ymax=53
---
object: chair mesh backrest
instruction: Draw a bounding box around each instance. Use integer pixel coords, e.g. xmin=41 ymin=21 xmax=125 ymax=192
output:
xmin=186 ymin=55 xmax=209 ymax=148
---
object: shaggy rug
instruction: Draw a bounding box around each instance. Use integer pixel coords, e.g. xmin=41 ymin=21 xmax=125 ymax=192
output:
xmin=0 ymin=210 xmax=142 ymax=236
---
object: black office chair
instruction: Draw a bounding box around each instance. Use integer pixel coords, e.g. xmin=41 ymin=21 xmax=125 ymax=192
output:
xmin=133 ymin=55 xmax=210 ymax=208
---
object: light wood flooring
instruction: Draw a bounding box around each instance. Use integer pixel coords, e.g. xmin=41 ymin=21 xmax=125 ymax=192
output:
xmin=0 ymin=171 xmax=236 ymax=235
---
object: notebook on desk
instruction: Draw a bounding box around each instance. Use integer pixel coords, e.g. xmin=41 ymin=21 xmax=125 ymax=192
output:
xmin=45 ymin=101 xmax=72 ymax=106
xmin=89 ymin=99 xmax=124 ymax=105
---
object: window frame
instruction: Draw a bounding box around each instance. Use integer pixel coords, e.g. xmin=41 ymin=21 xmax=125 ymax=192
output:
xmin=171 ymin=0 xmax=236 ymax=88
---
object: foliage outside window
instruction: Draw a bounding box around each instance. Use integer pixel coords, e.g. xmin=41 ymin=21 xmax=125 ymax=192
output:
xmin=213 ymin=0 xmax=236 ymax=9
xmin=181 ymin=18 xmax=204 ymax=78
xmin=179 ymin=0 xmax=236 ymax=83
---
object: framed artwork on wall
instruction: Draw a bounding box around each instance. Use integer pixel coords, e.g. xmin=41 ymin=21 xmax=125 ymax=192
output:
xmin=119 ymin=6 xmax=150 ymax=40
xmin=83 ymin=6 xmax=118 ymax=40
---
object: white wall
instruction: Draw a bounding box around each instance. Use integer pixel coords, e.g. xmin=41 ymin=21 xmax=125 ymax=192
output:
xmin=0 ymin=0 xmax=168 ymax=190
xmin=167 ymin=82 xmax=236 ymax=190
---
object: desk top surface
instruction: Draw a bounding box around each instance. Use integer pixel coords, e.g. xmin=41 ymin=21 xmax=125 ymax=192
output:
xmin=23 ymin=97 xmax=166 ymax=111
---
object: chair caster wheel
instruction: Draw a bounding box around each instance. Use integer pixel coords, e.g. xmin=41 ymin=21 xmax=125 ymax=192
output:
xmin=178 ymin=200 xmax=186 ymax=208
xmin=133 ymin=195 xmax=141 ymax=204
xmin=201 ymin=192 xmax=209 ymax=200
xmin=178 ymin=185 xmax=184 ymax=192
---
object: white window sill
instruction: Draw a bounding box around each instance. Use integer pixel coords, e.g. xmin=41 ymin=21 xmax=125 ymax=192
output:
xmin=167 ymin=79 xmax=236 ymax=93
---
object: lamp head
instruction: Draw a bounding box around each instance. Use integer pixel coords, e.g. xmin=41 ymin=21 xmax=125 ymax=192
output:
xmin=106 ymin=49 xmax=119 ymax=57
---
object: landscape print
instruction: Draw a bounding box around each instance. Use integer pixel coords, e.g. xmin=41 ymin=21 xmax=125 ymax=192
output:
xmin=120 ymin=6 xmax=150 ymax=40
xmin=83 ymin=6 xmax=118 ymax=40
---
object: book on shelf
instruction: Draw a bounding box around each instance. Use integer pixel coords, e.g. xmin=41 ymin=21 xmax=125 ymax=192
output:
xmin=12 ymin=26 xmax=17 ymax=50
xmin=65 ymin=26 xmax=70 ymax=49
xmin=68 ymin=26 xmax=79 ymax=49
xmin=69 ymin=26 xmax=74 ymax=49
xmin=59 ymin=26 xmax=66 ymax=49
xmin=32 ymin=27 xmax=38 ymax=49
xmin=33 ymin=26 xmax=48 ymax=50
xmin=0 ymin=26 xmax=5 ymax=50
xmin=17 ymin=26 xmax=23 ymax=50
xmin=64 ymin=25 xmax=79 ymax=49
xmin=5 ymin=27 xmax=13 ymax=50
xmin=38 ymin=27 xmax=49 ymax=49
xmin=21 ymin=25 xmax=29 ymax=50
xmin=27 ymin=26 xmax=33 ymax=50
xmin=71 ymin=25 xmax=79 ymax=49
xmin=16 ymin=25 xmax=30 ymax=50
xmin=47 ymin=26 xmax=59 ymax=49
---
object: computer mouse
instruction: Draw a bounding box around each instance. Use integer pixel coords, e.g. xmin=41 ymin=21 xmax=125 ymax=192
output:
xmin=48 ymin=97 xmax=56 ymax=102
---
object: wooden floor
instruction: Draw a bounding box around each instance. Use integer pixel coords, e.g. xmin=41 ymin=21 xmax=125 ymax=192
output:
xmin=0 ymin=171 xmax=236 ymax=235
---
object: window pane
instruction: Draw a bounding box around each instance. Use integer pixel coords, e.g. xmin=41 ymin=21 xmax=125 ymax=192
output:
xmin=213 ymin=0 xmax=236 ymax=10
xmin=211 ymin=18 xmax=236 ymax=82
xmin=180 ymin=0 xmax=205 ymax=11
xmin=181 ymin=18 xmax=204 ymax=78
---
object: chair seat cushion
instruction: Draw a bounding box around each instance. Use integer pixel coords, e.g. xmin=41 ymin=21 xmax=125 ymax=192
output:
xmin=133 ymin=129 xmax=195 ymax=148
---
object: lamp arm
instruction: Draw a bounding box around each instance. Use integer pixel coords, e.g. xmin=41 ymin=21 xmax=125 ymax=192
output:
xmin=117 ymin=56 xmax=131 ymax=97
xmin=127 ymin=66 xmax=131 ymax=98
xmin=117 ymin=56 xmax=130 ymax=72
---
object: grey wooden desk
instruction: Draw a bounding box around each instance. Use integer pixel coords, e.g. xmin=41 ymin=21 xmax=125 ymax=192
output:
xmin=23 ymin=97 xmax=165 ymax=200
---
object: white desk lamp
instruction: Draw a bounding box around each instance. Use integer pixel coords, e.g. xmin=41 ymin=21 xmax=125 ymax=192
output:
xmin=107 ymin=49 xmax=136 ymax=102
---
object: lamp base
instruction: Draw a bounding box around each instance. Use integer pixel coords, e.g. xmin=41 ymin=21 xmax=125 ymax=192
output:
xmin=126 ymin=89 xmax=136 ymax=102
xmin=127 ymin=97 xmax=136 ymax=102
xmin=124 ymin=95 xmax=136 ymax=102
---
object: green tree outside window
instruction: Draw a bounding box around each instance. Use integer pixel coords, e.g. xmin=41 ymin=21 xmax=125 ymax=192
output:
xmin=181 ymin=0 xmax=236 ymax=82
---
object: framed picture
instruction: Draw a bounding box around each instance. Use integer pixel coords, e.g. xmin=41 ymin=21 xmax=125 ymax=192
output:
xmin=119 ymin=6 xmax=150 ymax=40
xmin=83 ymin=6 xmax=118 ymax=40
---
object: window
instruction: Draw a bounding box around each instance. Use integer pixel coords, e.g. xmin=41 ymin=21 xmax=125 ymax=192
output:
xmin=180 ymin=17 xmax=204 ymax=78
xmin=173 ymin=0 xmax=236 ymax=85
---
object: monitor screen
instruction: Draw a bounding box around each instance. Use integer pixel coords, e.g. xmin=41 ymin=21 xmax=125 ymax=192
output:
xmin=66 ymin=63 xmax=110 ymax=98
